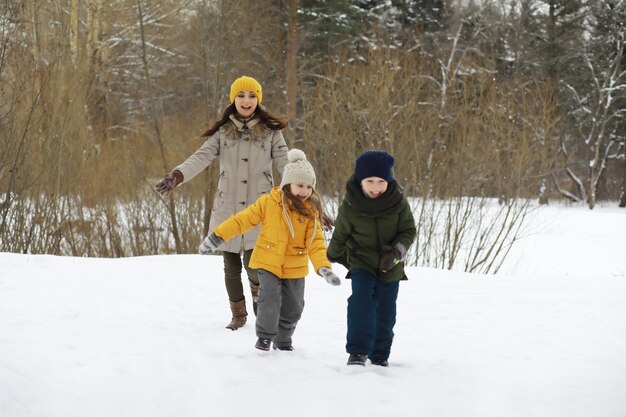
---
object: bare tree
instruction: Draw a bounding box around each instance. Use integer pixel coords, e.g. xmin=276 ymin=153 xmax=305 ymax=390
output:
xmin=558 ymin=36 xmax=626 ymax=208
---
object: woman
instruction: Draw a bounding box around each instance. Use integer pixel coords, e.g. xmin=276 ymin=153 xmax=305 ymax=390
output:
xmin=156 ymin=75 xmax=289 ymax=330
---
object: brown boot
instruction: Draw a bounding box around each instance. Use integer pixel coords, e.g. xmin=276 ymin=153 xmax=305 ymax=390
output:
xmin=249 ymin=281 xmax=260 ymax=316
xmin=226 ymin=299 xmax=247 ymax=330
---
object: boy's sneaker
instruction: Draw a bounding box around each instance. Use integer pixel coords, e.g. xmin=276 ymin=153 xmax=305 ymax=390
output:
xmin=347 ymin=354 xmax=367 ymax=366
xmin=255 ymin=338 xmax=272 ymax=351
xmin=273 ymin=343 xmax=294 ymax=351
xmin=370 ymin=357 xmax=389 ymax=367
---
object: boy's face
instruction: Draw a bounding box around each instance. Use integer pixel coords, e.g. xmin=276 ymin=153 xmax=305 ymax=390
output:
xmin=360 ymin=177 xmax=388 ymax=199
xmin=290 ymin=183 xmax=313 ymax=202
xmin=234 ymin=91 xmax=258 ymax=118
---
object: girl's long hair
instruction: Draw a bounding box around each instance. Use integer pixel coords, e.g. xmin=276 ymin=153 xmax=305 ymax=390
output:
xmin=282 ymin=185 xmax=324 ymax=223
xmin=201 ymin=103 xmax=288 ymax=137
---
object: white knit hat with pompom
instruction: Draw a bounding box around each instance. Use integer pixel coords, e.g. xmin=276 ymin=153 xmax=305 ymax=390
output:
xmin=280 ymin=149 xmax=316 ymax=189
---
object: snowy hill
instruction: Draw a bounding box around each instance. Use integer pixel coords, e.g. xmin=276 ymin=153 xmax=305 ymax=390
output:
xmin=1 ymin=204 xmax=625 ymax=417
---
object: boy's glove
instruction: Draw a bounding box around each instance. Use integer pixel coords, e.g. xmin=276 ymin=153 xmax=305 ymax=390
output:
xmin=379 ymin=242 xmax=407 ymax=272
xmin=318 ymin=267 xmax=341 ymax=286
xmin=327 ymin=253 xmax=349 ymax=270
xmin=198 ymin=233 xmax=224 ymax=255
xmin=155 ymin=170 xmax=183 ymax=196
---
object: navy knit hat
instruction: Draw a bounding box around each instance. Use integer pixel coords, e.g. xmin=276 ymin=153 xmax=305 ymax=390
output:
xmin=354 ymin=150 xmax=395 ymax=182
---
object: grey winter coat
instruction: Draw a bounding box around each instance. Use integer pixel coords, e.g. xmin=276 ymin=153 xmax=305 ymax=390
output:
xmin=175 ymin=115 xmax=289 ymax=253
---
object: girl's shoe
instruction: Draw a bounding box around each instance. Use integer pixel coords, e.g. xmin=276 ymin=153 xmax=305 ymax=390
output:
xmin=273 ymin=343 xmax=294 ymax=351
xmin=255 ymin=338 xmax=271 ymax=351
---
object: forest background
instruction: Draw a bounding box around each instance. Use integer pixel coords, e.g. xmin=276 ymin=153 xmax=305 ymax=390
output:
xmin=1 ymin=0 xmax=625 ymax=267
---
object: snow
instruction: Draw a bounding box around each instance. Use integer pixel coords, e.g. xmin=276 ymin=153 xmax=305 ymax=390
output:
xmin=1 ymin=204 xmax=625 ymax=417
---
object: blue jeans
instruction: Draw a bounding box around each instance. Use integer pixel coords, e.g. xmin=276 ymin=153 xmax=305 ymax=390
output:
xmin=346 ymin=269 xmax=399 ymax=360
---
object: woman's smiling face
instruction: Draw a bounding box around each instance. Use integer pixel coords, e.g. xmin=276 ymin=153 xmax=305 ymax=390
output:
xmin=234 ymin=91 xmax=259 ymax=118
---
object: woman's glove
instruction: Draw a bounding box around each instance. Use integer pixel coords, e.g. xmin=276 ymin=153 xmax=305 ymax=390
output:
xmin=318 ymin=267 xmax=341 ymax=286
xmin=198 ymin=233 xmax=224 ymax=255
xmin=155 ymin=170 xmax=183 ymax=196
xmin=379 ymin=242 xmax=407 ymax=272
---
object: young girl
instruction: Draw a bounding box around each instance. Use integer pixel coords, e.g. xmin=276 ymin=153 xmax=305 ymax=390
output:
xmin=155 ymin=76 xmax=289 ymax=330
xmin=327 ymin=150 xmax=416 ymax=366
xmin=199 ymin=149 xmax=341 ymax=351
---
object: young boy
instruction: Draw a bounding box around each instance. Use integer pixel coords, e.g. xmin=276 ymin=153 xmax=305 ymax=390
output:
xmin=199 ymin=149 xmax=341 ymax=351
xmin=327 ymin=150 xmax=416 ymax=366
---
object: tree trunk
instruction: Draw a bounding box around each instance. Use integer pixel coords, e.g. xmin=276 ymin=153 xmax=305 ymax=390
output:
xmin=199 ymin=0 xmax=226 ymax=236
xmin=546 ymin=0 xmax=557 ymax=95
xmin=619 ymin=158 xmax=626 ymax=208
xmin=538 ymin=177 xmax=549 ymax=205
xmin=70 ymin=0 xmax=79 ymax=65
xmin=86 ymin=0 xmax=107 ymax=141
xmin=27 ymin=1 xmax=41 ymax=68
xmin=285 ymin=0 xmax=298 ymax=146
xmin=136 ymin=0 xmax=182 ymax=253
xmin=587 ymin=182 xmax=596 ymax=209
xmin=86 ymin=0 xmax=103 ymax=75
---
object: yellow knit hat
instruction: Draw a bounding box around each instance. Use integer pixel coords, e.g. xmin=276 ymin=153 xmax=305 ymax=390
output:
xmin=229 ymin=76 xmax=262 ymax=104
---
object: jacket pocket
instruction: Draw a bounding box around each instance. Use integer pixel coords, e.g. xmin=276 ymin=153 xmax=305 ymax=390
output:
xmin=287 ymin=246 xmax=308 ymax=257
xmin=257 ymin=239 xmax=275 ymax=250
xmin=252 ymin=136 xmax=271 ymax=152
xmin=257 ymin=171 xmax=274 ymax=196
xmin=221 ymin=137 xmax=237 ymax=149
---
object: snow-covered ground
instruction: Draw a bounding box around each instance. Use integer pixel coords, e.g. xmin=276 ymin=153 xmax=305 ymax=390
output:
xmin=1 ymin=203 xmax=625 ymax=417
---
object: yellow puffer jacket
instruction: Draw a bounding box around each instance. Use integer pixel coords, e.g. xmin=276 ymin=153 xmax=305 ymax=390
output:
xmin=213 ymin=187 xmax=331 ymax=279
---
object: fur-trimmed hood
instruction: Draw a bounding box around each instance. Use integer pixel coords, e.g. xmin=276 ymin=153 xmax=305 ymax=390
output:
xmin=222 ymin=114 xmax=272 ymax=141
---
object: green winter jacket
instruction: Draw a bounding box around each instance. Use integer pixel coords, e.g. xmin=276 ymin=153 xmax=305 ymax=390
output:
xmin=327 ymin=174 xmax=416 ymax=283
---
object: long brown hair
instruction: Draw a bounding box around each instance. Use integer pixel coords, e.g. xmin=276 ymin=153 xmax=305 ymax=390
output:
xmin=201 ymin=103 xmax=288 ymax=137
xmin=282 ymin=185 xmax=324 ymax=223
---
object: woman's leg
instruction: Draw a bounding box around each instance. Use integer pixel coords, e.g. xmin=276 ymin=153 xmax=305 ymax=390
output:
xmin=222 ymin=251 xmax=247 ymax=330
xmin=222 ymin=251 xmax=245 ymax=302
xmin=242 ymin=249 xmax=260 ymax=315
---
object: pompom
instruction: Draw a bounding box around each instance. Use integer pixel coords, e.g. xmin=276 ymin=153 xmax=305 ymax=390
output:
xmin=287 ymin=148 xmax=307 ymax=162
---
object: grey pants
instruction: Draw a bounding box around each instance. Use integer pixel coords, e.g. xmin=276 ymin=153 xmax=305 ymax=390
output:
xmin=256 ymin=269 xmax=305 ymax=348
xmin=223 ymin=249 xmax=259 ymax=302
